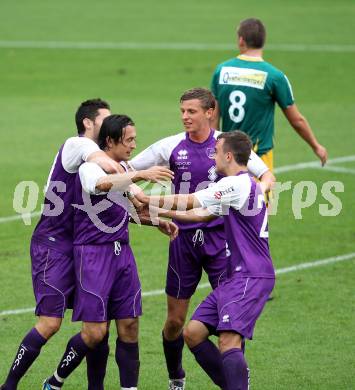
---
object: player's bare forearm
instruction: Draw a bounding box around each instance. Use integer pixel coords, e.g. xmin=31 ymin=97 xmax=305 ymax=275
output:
xmin=259 ymin=170 xmax=276 ymax=193
xmin=95 ymin=167 xmax=174 ymax=193
xmin=96 ymin=172 xmax=142 ymax=192
xmin=141 ymin=193 xmax=200 ymax=211
xmin=130 ymin=210 xmax=179 ymax=240
xmin=133 ymin=210 xmax=159 ymax=226
xmin=283 ymin=104 xmax=328 ymax=165
xmin=157 ymin=207 xmax=216 ymax=223
xmin=87 ymin=151 xmax=123 ymax=173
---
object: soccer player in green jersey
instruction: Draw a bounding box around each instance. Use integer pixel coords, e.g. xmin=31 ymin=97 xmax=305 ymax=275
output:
xmin=211 ymin=18 xmax=328 ymax=171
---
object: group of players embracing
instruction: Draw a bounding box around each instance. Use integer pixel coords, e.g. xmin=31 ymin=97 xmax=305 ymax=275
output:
xmin=1 ymin=88 xmax=275 ymax=390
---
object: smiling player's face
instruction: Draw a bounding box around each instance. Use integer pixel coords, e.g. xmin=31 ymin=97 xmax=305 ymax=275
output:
xmin=180 ymin=99 xmax=213 ymax=134
xmin=108 ymin=125 xmax=137 ymax=162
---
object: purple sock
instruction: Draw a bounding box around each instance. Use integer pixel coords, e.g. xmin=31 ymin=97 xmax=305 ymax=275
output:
xmin=162 ymin=332 xmax=185 ymax=380
xmin=190 ymin=339 xmax=227 ymax=388
xmin=86 ymin=333 xmax=109 ymax=390
xmin=48 ymin=333 xmax=90 ymax=388
xmin=3 ymin=328 xmax=47 ymax=389
xmin=222 ymin=348 xmax=249 ymax=390
xmin=115 ymin=339 xmax=140 ymax=388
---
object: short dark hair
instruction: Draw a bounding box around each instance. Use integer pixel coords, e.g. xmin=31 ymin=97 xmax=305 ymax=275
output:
xmin=98 ymin=114 xmax=135 ymax=150
xmin=237 ymin=18 xmax=266 ymax=49
xmin=217 ymin=130 xmax=252 ymax=165
xmin=75 ymin=98 xmax=110 ymax=135
xmin=180 ymin=87 xmax=216 ymax=110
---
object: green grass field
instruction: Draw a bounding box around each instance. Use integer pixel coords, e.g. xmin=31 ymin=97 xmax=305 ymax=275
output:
xmin=1 ymin=0 xmax=355 ymax=388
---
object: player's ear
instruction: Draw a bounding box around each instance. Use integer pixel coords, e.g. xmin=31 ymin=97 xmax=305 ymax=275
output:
xmin=206 ymin=108 xmax=214 ymax=119
xmin=106 ymin=136 xmax=113 ymax=149
xmin=83 ymin=117 xmax=92 ymax=131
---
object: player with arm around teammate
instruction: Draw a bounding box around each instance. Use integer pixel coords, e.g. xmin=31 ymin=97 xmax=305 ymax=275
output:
xmin=0 ymin=98 xmax=122 ymax=390
xmin=42 ymin=114 xmax=177 ymax=390
xmin=128 ymin=87 xmax=274 ymax=390
xmin=137 ymin=130 xmax=275 ymax=390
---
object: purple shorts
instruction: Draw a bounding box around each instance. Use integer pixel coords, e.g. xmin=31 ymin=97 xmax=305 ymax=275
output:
xmin=72 ymin=242 xmax=142 ymax=322
xmin=31 ymin=239 xmax=75 ymax=318
xmin=166 ymin=226 xmax=228 ymax=299
xmin=191 ymin=276 xmax=275 ymax=339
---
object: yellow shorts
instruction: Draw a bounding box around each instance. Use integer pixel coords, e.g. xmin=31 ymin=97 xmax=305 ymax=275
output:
xmin=260 ymin=149 xmax=273 ymax=172
xmin=258 ymin=149 xmax=273 ymax=206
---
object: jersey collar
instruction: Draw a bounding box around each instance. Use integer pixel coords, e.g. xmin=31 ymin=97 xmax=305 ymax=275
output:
xmin=237 ymin=54 xmax=264 ymax=62
xmin=236 ymin=170 xmax=249 ymax=176
xmin=186 ymin=129 xmax=214 ymax=146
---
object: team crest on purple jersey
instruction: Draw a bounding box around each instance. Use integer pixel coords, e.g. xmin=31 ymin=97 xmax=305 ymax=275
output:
xmin=206 ymin=147 xmax=215 ymax=159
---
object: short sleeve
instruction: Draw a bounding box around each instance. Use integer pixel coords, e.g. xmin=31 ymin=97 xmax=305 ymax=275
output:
xmin=62 ymin=137 xmax=100 ymax=173
xmin=129 ymin=133 xmax=184 ymax=170
xmin=247 ymin=150 xmax=269 ymax=178
xmin=79 ymin=162 xmax=107 ymax=194
xmin=273 ymin=73 xmax=295 ymax=109
xmin=195 ymin=176 xmax=249 ymax=213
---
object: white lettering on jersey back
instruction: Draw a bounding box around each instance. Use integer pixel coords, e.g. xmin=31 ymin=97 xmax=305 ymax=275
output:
xmin=219 ymin=67 xmax=268 ymax=90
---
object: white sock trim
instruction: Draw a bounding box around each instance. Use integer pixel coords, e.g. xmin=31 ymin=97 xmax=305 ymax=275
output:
xmin=121 ymin=388 xmax=137 ymax=390
xmin=54 ymin=370 xmax=65 ymax=383
xmin=50 ymin=385 xmax=62 ymax=390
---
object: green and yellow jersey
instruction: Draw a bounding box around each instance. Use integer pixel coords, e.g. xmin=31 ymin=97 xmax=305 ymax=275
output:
xmin=211 ymin=54 xmax=294 ymax=157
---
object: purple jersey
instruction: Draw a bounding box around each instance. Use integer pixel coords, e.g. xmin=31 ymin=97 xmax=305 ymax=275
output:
xmin=73 ymin=162 xmax=130 ymax=245
xmin=130 ymin=130 xmax=268 ymax=230
xmin=195 ymin=172 xmax=275 ymax=279
xmin=32 ymin=137 xmax=99 ymax=255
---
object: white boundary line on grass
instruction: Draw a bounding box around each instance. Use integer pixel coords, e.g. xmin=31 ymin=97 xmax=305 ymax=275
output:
xmin=1 ymin=154 xmax=354 ymax=224
xmin=1 ymin=251 xmax=355 ymax=316
xmin=273 ymin=155 xmax=355 ymax=174
xmin=0 ymin=41 xmax=355 ymax=53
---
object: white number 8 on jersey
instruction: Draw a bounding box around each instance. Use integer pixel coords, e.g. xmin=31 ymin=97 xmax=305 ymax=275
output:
xmin=228 ymin=90 xmax=246 ymax=124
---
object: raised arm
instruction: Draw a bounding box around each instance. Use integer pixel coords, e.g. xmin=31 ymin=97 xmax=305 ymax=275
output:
xmin=79 ymin=162 xmax=173 ymax=195
xmin=87 ymin=151 xmax=124 ymax=173
xmin=62 ymin=136 xmax=122 ymax=174
xmin=95 ymin=166 xmax=174 ymax=193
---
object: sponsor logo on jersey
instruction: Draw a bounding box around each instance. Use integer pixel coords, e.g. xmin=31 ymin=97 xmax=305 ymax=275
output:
xmin=214 ymin=186 xmax=234 ymax=199
xmin=219 ymin=67 xmax=268 ymax=90
xmin=175 ymin=161 xmax=191 ymax=169
xmin=177 ymin=149 xmax=189 ymax=160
